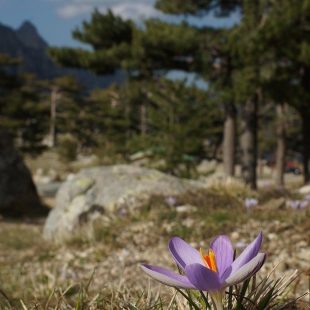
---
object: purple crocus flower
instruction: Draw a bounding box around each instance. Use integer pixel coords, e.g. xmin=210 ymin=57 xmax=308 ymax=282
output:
xmin=289 ymin=200 xmax=308 ymax=211
xmin=165 ymin=196 xmax=177 ymax=207
xmin=304 ymin=194 xmax=310 ymax=201
xmin=141 ymin=232 xmax=266 ymax=310
xmin=244 ymin=198 xmax=258 ymax=210
xmin=118 ymin=208 xmax=128 ymax=217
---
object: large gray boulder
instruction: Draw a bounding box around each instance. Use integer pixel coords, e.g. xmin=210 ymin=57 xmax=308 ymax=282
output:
xmin=0 ymin=127 xmax=47 ymax=216
xmin=43 ymin=165 xmax=207 ymax=239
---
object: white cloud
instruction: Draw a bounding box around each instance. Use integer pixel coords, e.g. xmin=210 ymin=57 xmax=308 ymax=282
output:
xmin=57 ymin=4 xmax=93 ymax=18
xmin=55 ymin=0 xmax=240 ymax=29
xmin=106 ymin=3 xmax=162 ymax=20
xmin=55 ymin=0 xmax=158 ymax=20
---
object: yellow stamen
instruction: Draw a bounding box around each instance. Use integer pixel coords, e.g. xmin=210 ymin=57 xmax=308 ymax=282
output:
xmin=199 ymin=248 xmax=218 ymax=273
xmin=200 ymin=248 xmax=209 ymax=268
xmin=207 ymin=248 xmax=218 ymax=273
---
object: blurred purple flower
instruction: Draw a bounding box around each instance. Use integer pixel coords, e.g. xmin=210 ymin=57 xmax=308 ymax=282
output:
xmin=244 ymin=198 xmax=258 ymax=210
xmin=289 ymin=200 xmax=308 ymax=211
xmin=118 ymin=208 xmax=128 ymax=217
xmin=165 ymin=196 xmax=177 ymax=206
xmin=304 ymin=194 xmax=310 ymax=201
xmin=141 ymin=232 xmax=266 ymax=310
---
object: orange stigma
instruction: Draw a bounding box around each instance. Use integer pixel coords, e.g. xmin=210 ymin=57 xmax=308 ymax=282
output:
xmin=200 ymin=248 xmax=218 ymax=273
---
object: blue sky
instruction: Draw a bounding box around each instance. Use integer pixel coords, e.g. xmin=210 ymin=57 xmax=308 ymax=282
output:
xmin=0 ymin=0 xmax=240 ymax=48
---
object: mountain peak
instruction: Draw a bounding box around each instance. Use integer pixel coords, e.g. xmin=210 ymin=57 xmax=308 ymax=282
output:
xmin=0 ymin=21 xmax=125 ymax=89
xmin=16 ymin=20 xmax=48 ymax=49
xmin=19 ymin=21 xmax=36 ymax=31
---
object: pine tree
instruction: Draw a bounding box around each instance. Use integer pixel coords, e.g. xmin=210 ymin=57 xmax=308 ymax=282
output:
xmin=151 ymin=0 xmax=310 ymax=186
xmin=89 ymin=82 xmax=142 ymax=163
xmin=251 ymin=0 xmax=310 ymax=183
xmin=136 ymin=78 xmax=222 ymax=177
xmin=155 ymin=0 xmax=241 ymax=16
xmin=44 ymin=75 xmax=100 ymax=160
xmin=0 ymin=54 xmax=49 ymax=155
xmin=47 ymin=9 xmax=216 ymax=172
xmin=150 ymin=1 xmax=243 ymax=181
xmin=48 ymin=9 xmax=133 ymax=75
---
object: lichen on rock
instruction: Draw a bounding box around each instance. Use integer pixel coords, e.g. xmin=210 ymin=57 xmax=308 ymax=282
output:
xmin=43 ymin=165 xmax=207 ymax=240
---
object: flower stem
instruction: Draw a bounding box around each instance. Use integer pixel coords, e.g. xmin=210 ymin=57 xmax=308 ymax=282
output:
xmin=210 ymin=292 xmax=224 ymax=310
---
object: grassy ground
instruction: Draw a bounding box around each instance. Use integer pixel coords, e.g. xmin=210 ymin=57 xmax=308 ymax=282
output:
xmin=0 ymin=178 xmax=309 ymax=309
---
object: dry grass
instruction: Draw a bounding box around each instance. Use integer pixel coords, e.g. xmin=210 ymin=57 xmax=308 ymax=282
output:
xmin=0 ymin=180 xmax=309 ymax=309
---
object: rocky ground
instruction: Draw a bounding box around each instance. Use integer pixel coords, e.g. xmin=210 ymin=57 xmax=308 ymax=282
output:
xmin=0 ymin=197 xmax=309 ymax=308
xmin=0 ymin=154 xmax=307 ymax=308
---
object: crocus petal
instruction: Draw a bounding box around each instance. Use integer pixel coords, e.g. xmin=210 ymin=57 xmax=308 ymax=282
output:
xmin=223 ymin=253 xmax=266 ymax=287
xmin=245 ymin=198 xmax=258 ymax=209
xmin=141 ymin=264 xmax=197 ymax=289
xmin=185 ymin=263 xmax=223 ymax=292
xmin=223 ymin=232 xmax=262 ymax=280
xmin=169 ymin=237 xmax=202 ymax=271
xmin=290 ymin=201 xmax=299 ymax=209
xmin=299 ymin=201 xmax=308 ymax=209
xmin=210 ymin=235 xmax=233 ymax=278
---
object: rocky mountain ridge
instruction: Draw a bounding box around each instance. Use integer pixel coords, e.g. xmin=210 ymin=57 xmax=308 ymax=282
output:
xmin=0 ymin=21 xmax=125 ymax=89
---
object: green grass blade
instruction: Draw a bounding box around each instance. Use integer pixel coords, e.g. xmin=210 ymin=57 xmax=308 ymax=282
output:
xmin=75 ymin=290 xmax=81 ymax=310
xmin=134 ymin=290 xmax=145 ymax=307
xmin=227 ymin=286 xmax=233 ymax=310
xmin=199 ymin=291 xmax=212 ymax=310
xmin=234 ymin=278 xmax=250 ymax=310
xmin=228 ymin=249 xmax=237 ymax=310
xmin=85 ymin=267 xmax=97 ymax=294
xmin=257 ymin=285 xmax=275 ymax=310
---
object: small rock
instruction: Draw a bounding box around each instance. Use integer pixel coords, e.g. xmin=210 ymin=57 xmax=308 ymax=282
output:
xmin=176 ymin=205 xmax=198 ymax=214
xmin=267 ymin=240 xmax=278 ymax=253
xmin=267 ymin=233 xmax=278 ymax=241
xmin=296 ymin=240 xmax=308 ymax=248
xmin=66 ymin=173 xmax=76 ymax=181
xmin=298 ymin=184 xmax=310 ymax=194
xmin=231 ymin=231 xmax=240 ymax=239
xmin=182 ymin=218 xmax=195 ymax=228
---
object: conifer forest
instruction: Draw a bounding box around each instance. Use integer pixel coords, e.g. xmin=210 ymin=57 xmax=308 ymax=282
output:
xmin=2 ymin=1 xmax=310 ymax=188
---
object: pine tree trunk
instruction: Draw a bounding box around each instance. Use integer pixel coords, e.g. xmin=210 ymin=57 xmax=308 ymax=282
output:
xmin=301 ymin=112 xmax=310 ymax=184
xmin=140 ymin=86 xmax=148 ymax=135
xmin=240 ymin=96 xmax=258 ymax=189
xmin=50 ymin=86 xmax=59 ymax=147
xmin=223 ymin=102 xmax=236 ymax=178
xmin=275 ymin=103 xmax=286 ymax=186
xmin=300 ymin=65 xmax=310 ymax=184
